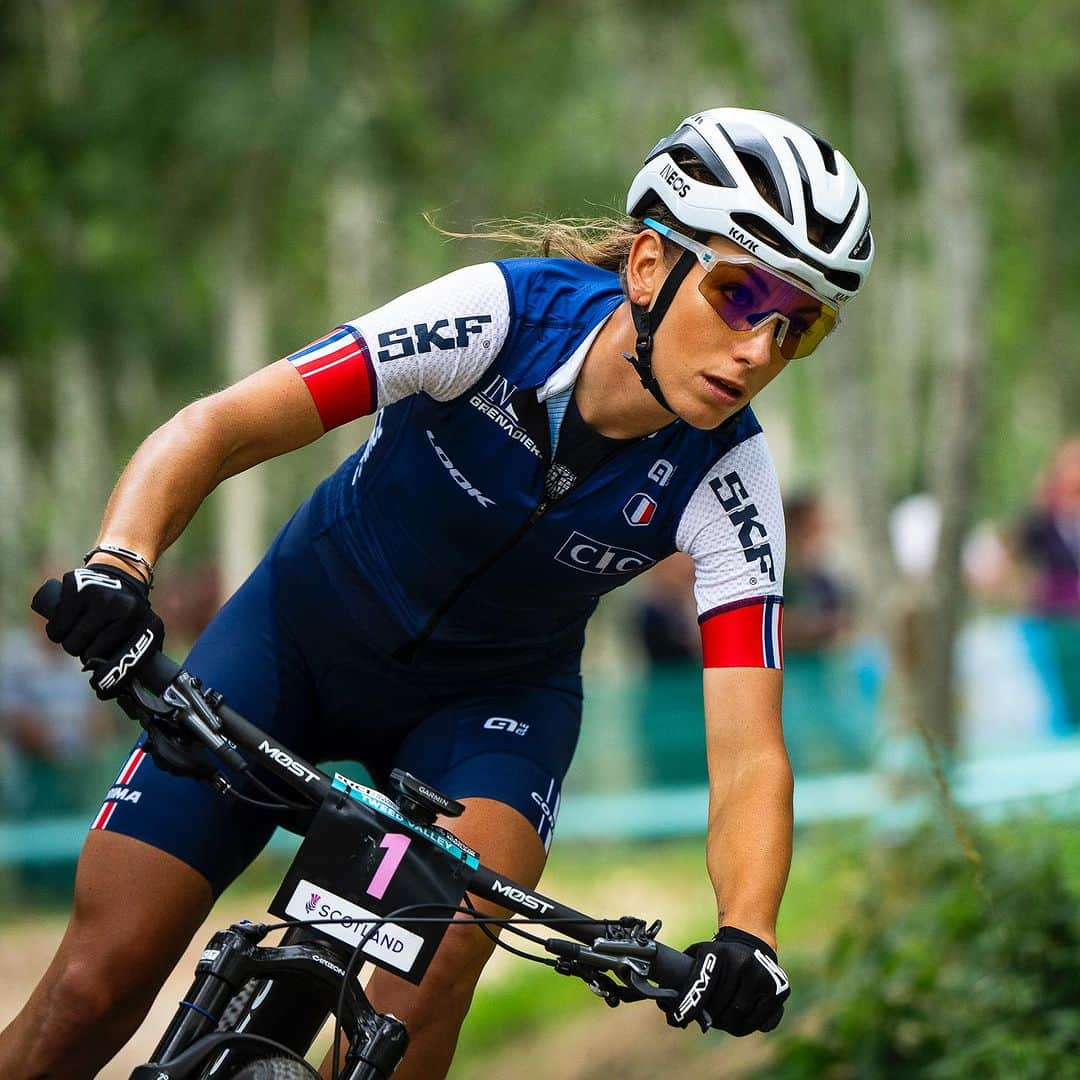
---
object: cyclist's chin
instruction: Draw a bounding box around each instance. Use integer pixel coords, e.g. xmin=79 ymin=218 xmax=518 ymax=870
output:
xmin=672 ymin=388 xmax=746 ymax=431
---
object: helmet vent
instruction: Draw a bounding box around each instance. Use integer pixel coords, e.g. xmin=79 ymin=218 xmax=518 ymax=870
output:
xmin=729 ymin=212 xmax=862 ymax=293
xmin=645 ymin=125 xmax=737 ymax=189
xmin=718 ymin=120 xmax=795 ymax=224
xmin=801 ymin=184 xmax=860 ymax=254
xmin=812 ymin=134 xmax=838 ymax=175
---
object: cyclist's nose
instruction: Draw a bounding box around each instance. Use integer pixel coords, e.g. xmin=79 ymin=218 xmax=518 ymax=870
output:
xmin=733 ymin=316 xmax=782 ymax=367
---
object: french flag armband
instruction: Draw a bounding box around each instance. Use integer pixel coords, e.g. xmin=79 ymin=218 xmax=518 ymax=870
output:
xmin=286 ymin=326 xmax=376 ymax=431
xmin=699 ymin=596 xmax=783 ymax=669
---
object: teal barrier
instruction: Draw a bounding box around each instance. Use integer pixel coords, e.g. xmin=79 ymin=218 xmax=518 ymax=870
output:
xmin=3 ymin=738 xmax=1077 ymax=865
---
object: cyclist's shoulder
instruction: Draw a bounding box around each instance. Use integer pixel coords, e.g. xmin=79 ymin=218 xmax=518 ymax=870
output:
xmin=495 ymin=257 xmax=623 ymax=327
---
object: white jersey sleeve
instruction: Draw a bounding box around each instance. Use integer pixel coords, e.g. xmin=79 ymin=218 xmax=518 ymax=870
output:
xmin=284 ymin=262 xmax=511 ymax=430
xmin=675 ymin=431 xmax=786 ymax=668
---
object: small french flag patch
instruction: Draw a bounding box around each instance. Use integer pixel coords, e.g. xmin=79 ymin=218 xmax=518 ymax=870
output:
xmin=286 ymin=326 xmax=376 ymax=431
xmin=623 ymin=493 xmax=658 ymax=527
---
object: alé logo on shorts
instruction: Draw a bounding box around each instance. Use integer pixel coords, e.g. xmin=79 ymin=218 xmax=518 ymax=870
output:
xmin=376 ymin=314 xmax=493 ymax=362
xmin=285 ymin=877 xmax=424 ymax=974
xmin=426 ymin=430 xmax=496 ymax=508
xmin=483 ymin=716 xmax=529 ymax=737
xmin=555 ymin=531 xmax=655 ymax=576
xmin=708 ymin=470 xmax=776 ymax=584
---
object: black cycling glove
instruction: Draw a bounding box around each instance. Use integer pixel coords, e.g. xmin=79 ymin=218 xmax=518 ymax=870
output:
xmin=44 ymin=564 xmax=164 ymax=699
xmin=663 ymin=926 xmax=790 ymax=1035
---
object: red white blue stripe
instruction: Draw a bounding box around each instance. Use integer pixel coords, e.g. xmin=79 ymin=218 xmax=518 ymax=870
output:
xmin=699 ymin=596 xmax=783 ymax=669
xmin=90 ymin=748 xmax=146 ymax=831
xmin=286 ymin=326 xmax=376 ymax=431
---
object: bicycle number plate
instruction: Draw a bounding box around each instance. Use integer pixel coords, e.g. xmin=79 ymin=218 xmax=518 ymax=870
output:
xmin=269 ymin=795 xmax=470 ymax=985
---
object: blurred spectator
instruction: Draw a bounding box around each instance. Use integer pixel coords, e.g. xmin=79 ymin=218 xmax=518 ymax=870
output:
xmin=630 ymin=554 xmax=704 ymax=788
xmin=1016 ymin=436 xmax=1080 ymax=617
xmin=784 ymin=492 xmax=877 ymax=771
xmin=152 ymin=562 xmax=222 ymax=654
xmin=633 ymin=552 xmax=700 ymax=666
xmin=1014 ymin=436 xmax=1080 ymax=731
xmin=783 ymin=493 xmax=855 ymax=652
xmin=0 ymin=600 xmax=119 ymax=898
xmin=0 ymin=610 xmax=114 ymax=818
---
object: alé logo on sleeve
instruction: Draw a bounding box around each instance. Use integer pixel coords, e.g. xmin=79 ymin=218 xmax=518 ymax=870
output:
xmin=708 ymin=470 xmax=776 ymax=583
xmin=376 ymin=315 xmax=493 ymax=362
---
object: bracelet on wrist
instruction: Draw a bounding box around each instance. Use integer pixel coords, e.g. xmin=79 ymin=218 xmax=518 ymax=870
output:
xmin=83 ymin=544 xmax=156 ymax=589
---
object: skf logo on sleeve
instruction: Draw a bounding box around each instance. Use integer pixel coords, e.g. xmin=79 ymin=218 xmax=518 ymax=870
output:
xmin=377 ymin=315 xmax=493 ymax=361
xmin=709 ymin=471 xmax=776 ymax=583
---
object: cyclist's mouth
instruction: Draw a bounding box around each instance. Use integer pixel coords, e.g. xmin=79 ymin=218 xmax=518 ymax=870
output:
xmin=703 ymin=374 xmax=745 ymax=404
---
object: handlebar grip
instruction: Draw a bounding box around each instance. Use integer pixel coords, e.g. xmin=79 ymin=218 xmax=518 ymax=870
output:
xmin=31 ymin=577 xmax=181 ymax=694
xmin=31 ymin=578 xmax=62 ymax=620
xmin=135 ymin=652 xmax=183 ymax=695
xmin=649 ymin=941 xmax=694 ymax=988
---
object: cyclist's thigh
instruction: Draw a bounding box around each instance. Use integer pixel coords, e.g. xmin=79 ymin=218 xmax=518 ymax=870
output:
xmin=32 ymin=829 xmax=214 ymax=1007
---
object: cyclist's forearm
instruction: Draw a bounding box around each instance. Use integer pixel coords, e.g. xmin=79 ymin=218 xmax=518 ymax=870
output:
xmin=705 ymin=749 xmax=793 ymax=950
xmin=93 ymin=399 xmax=243 ymax=563
xmin=89 ymin=361 xmax=324 ymax=567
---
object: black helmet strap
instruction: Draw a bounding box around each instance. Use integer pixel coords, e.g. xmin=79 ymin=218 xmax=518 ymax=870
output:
xmin=622 ymin=249 xmax=697 ymax=414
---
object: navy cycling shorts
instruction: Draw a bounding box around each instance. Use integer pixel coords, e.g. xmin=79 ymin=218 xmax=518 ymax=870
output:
xmin=88 ymin=499 xmax=583 ymax=897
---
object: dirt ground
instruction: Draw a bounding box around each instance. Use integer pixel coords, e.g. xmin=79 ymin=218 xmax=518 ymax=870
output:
xmin=0 ymin=893 xmax=290 ymax=1078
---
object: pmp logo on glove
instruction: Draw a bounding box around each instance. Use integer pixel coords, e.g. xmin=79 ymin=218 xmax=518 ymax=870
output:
xmin=672 ymin=951 xmax=717 ymax=1024
xmin=98 ymin=628 xmax=156 ymax=691
xmin=74 ymin=568 xmax=123 ymax=592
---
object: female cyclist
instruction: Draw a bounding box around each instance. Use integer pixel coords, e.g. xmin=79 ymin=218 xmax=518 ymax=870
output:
xmin=0 ymin=107 xmax=873 ymax=1078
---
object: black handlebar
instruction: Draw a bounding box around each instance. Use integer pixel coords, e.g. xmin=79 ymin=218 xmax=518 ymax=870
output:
xmin=31 ymin=576 xmax=695 ymax=994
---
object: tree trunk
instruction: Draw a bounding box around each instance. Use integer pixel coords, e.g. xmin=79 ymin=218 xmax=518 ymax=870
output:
xmin=891 ymin=0 xmax=987 ymax=751
xmin=0 ymin=371 xmax=27 ymax=624
xmin=326 ymin=180 xmax=383 ymax=468
xmin=217 ymin=214 xmax=270 ymax=598
xmin=50 ymin=341 xmax=108 ymax=562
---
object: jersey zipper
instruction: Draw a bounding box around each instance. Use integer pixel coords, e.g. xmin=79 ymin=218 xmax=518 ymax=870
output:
xmin=390 ymin=495 xmax=553 ymax=664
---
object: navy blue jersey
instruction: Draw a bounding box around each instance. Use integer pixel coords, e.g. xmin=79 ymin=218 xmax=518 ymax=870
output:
xmin=289 ymin=258 xmax=786 ymax=670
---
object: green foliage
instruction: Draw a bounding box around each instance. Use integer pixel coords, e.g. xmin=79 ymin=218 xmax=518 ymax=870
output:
xmin=767 ymin=824 xmax=1080 ymax=1079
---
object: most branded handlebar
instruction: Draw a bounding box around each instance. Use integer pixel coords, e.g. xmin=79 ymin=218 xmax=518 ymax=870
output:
xmin=31 ymin=576 xmax=695 ymax=992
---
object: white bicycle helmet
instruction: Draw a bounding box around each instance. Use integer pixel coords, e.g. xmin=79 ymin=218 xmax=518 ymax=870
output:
xmin=626 ymin=107 xmax=873 ymax=304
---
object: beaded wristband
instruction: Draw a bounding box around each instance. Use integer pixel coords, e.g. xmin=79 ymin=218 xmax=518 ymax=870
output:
xmin=83 ymin=543 xmax=156 ymax=589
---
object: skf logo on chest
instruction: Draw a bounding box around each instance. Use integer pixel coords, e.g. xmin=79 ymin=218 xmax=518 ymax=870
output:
xmin=377 ymin=315 xmax=493 ymax=362
xmin=555 ymin=531 xmax=655 ymax=576
xmin=709 ymin=471 xmax=776 ymax=583
xmin=623 ymin=493 xmax=657 ymax=526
